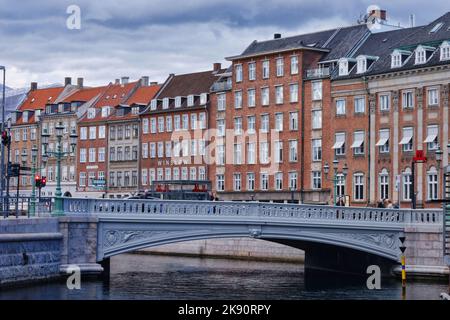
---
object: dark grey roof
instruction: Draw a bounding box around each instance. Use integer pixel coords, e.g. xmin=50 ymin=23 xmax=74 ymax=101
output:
xmin=321 ymin=25 xmax=370 ymax=61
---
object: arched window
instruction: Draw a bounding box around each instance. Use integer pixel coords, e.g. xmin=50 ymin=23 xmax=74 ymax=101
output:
xmin=402 ymin=168 xmax=412 ymax=201
xmin=379 ymin=168 xmax=389 ymax=200
xmin=427 ymin=166 xmax=438 ymax=201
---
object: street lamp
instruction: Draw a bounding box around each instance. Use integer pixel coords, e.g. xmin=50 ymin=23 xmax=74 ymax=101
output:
xmin=1 ymin=66 xmax=6 ymax=214
xmin=29 ymin=146 xmax=38 ymax=216
xmin=41 ymin=122 xmax=77 ymax=216
xmin=323 ymin=158 xmax=348 ymax=206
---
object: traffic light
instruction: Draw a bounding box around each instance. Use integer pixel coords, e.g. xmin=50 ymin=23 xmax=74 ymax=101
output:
xmin=35 ymin=175 xmax=42 ymax=188
xmin=1 ymin=131 xmax=9 ymax=146
xmin=41 ymin=177 xmax=47 ymax=188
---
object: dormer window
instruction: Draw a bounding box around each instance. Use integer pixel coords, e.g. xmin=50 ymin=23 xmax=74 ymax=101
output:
xmin=339 ymin=59 xmax=349 ymax=76
xmin=162 ymin=98 xmax=169 ymax=109
xmin=131 ymin=107 xmax=139 ymax=115
xmin=150 ymin=99 xmax=157 ymax=110
xmin=356 ymin=56 xmax=367 ymax=74
xmin=200 ymin=93 xmax=208 ymax=105
xmin=35 ymin=110 xmax=41 ymax=121
xmin=391 ymin=52 xmax=402 ymax=68
xmin=87 ymin=108 xmax=96 ymax=119
xmin=101 ymin=106 xmax=110 ymax=118
xmin=175 ymin=96 xmax=182 ymax=108
xmin=23 ymin=111 xmax=29 ymax=123
xmin=187 ymin=95 xmax=194 ymax=107
xmin=415 ymin=46 xmax=427 ymax=64
xmin=440 ymin=41 xmax=450 ymax=61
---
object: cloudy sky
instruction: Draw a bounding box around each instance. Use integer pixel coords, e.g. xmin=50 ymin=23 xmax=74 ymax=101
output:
xmin=0 ymin=0 xmax=446 ymax=88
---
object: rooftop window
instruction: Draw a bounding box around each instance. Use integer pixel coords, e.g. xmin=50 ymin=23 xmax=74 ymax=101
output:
xmin=430 ymin=22 xmax=444 ymax=33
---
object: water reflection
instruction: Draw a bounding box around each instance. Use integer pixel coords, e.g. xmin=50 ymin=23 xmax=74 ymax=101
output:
xmin=0 ymin=254 xmax=447 ymax=300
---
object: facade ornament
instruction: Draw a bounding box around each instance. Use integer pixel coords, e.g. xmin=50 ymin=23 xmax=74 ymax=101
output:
xmin=392 ymin=90 xmax=399 ymax=112
xmin=416 ymin=87 xmax=423 ymax=109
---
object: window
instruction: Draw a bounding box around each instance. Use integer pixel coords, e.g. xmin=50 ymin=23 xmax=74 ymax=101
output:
xmin=158 ymin=168 xmax=165 ymax=181
xmin=98 ymin=147 xmax=105 ymax=162
xmin=235 ymin=64 xmax=243 ymax=82
xmin=379 ymin=169 xmax=389 ymax=200
xmin=247 ymin=173 xmax=255 ymax=191
xmin=427 ymin=167 xmax=438 ymax=200
xmin=440 ymin=41 xmax=450 ymax=61
xmin=275 ymin=86 xmax=284 ymax=104
xmin=150 ymin=99 xmax=157 ymax=110
xmin=333 ymin=132 xmax=346 ymax=156
xmin=124 ymin=146 xmax=131 ymax=160
xmin=275 ymin=113 xmax=283 ymax=132
xmin=182 ymin=114 xmax=189 ymax=130
xmin=356 ymin=56 xmax=367 ymax=74
xmin=234 ymin=91 xmax=242 ymax=109
xmin=200 ymin=93 xmax=208 ymax=105
xmin=234 ymin=117 xmax=242 ymax=135
xmin=187 ymin=95 xmax=194 ymax=107
xmin=150 ymin=143 xmax=156 ymax=158
xmin=175 ymin=96 xmax=182 ymax=108
xmin=425 ymin=125 xmax=439 ymax=151
xmin=402 ymin=90 xmax=414 ymax=109
xmin=248 ymin=116 xmax=256 ymax=134
xmin=289 ymin=172 xmax=298 ymax=190
xmin=109 ymin=147 xmax=115 ymax=162
xmin=125 ymin=125 xmax=131 ymax=139
xmin=218 ymin=93 xmax=226 ymax=111
xmin=158 ymin=117 xmax=164 ymax=132
xmin=216 ymin=144 xmax=225 ymax=165
xmin=400 ymin=127 xmax=414 ymax=152
xmin=312 ymin=81 xmax=322 ymax=101
xmin=415 ymin=46 xmax=426 ymax=64
xmin=165 ymin=141 xmax=172 ymax=158
xmin=339 ymin=59 xmax=348 ymax=76
xmin=312 ymin=139 xmax=322 ymax=161
xmin=275 ymin=141 xmax=283 ymax=163
xmin=336 ymin=174 xmax=345 ymax=197
xmin=290 ymin=84 xmax=298 ymax=103
xmin=290 ymin=56 xmax=298 ymax=75
xmin=174 ymin=115 xmax=181 ymax=131
xmin=289 ymin=140 xmax=297 ymax=162
xmin=217 ymin=119 xmax=225 ymax=137
xmin=379 ymin=94 xmax=390 ymax=111
xmin=289 ymin=112 xmax=298 ymax=131
xmin=353 ymin=173 xmax=365 ymax=201
xmin=79 ymin=172 xmax=86 ymax=187
xmin=87 ymin=108 xmax=96 ymax=119
xmin=247 ymin=89 xmax=256 ymax=107
xmin=377 ymin=129 xmax=390 ymax=153
xmin=150 ymin=118 xmax=156 ymax=133
xmin=117 ymin=147 xmax=123 ymax=161
xmin=142 ymin=118 xmax=149 ymax=134
xmin=182 ymin=140 xmax=189 ymax=157
xmin=354 ymin=97 xmax=365 ymax=113
xmin=80 ymin=127 xmax=87 ymax=140
xmin=351 ymin=131 xmax=365 ymax=155
xmin=275 ymin=172 xmax=283 ymax=190
xmin=98 ymin=126 xmax=106 ymax=139
xmin=30 ymin=128 xmax=36 ymax=141
xmin=233 ymin=173 xmax=241 ymax=191
xmin=217 ymin=175 xmax=225 ymax=191
xmin=173 ymin=168 xmax=179 ymax=181
xmin=233 ymin=144 xmax=242 ymax=165
xmin=190 ymin=140 xmax=197 ymax=156
xmin=276 ymin=58 xmax=284 ymax=77
xmin=101 ymin=107 xmax=110 ymax=118
xmin=247 ymin=143 xmax=256 ymax=164
xmin=261 ymin=114 xmax=269 ymax=133
xmin=79 ymin=148 xmax=86 ymax=163
xmin=403 ymin=168 xmax=412 ymax=201
xmin=391 ymin=52 xmax=402 ymax=68
xmin=312 ymin=171 xmax=322 ymax=189
xmin=22 ymin=128 xmax=27 ymax=141
xmin=248 ymin=62 xmax=256 ymax=80
xmin=142 ymin=169 xmax=148 ymax=186
xmin=89 ymin=126 xmax=96 ymax=140
xmin=162 ymin=98 xmax=169 ymax=109
xmin=199 ymin=113 xmax=206 ymax=129
xmin=312 ymin=110 xmax=322 ymax=129
xmin=336 ymin=99 xmax=346 ymax=115
xmin=428 ymin=88 xmax=439 ymax=106
xmin=262 ymin=60 xmax=270 ymax=79
xmin=166 ymin=116 xmax=172 ymax=132
xmin=261 ymin=87 xmax=269 ymax=106
xmin=190 ymin=113 xmax=197 ymax=130
xmin=142 ymin=143 xmax=148 ymax=158
xmin=261 ymin=173 xmax=269 ymax=191
xmin=190 ymin=167 xmax=196 ymax=180
xmin=260 ymin=142 xmax=269 ymax=164
xmin=149 ymin=169 xmax=156 ymax=185
xmin=89 ymin=148 xmax=97 ymax=162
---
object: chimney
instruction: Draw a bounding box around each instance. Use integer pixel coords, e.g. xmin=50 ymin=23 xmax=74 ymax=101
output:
xmin=369 ymin=9 xmax=387 ymax=21
xmin=150 ymin=81 xmax=158 ymax=86
xmin=115 ymin=79 xmax=120 ymax=85
xmin=64 ymin=77 xmax=72 ymax=86
xmin=121 ymin=76 xmax=129 ymax=85
xmin=213 ymin=63 xmax=221 ymax=72
xmin=30 ymin=82 xmax=38 ymax=91
xmin=274 ymin=33 xmax=282 ymax=39
xmin=140 ymin=76 xmax=149 ymax=86
xmin=77 ymin=77 xmax=84 ymax=88
xmin=410 ymin=14 xmax=416 ymax=27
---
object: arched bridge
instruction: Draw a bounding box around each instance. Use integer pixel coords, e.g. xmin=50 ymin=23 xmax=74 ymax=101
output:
xmin=59 ymin=198 xmax=443 ymax=275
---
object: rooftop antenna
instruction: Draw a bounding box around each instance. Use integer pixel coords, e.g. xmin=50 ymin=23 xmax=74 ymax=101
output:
xmin=409 ymin=14 xmax=416 ymax=28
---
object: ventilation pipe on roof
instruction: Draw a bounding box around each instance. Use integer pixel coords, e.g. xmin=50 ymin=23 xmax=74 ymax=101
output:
xmin=274 ymin=33 xmax=282 ymax=39
xmin=121 ymin=76 xmax=129 ymax=85
xmin=64 ymin=77 xmax=72 ymax=86
xmin=77 ymin=77 xmax=84 ymax=88
xmin=410 ymin=14 xmax=416 ymax=28
xmin=30 ymin=82 xmax=38 ymax=91
xmin=140 ymin=76 xmax=149 ymax=86
xmin=115 ymin=79 xmax=120 ymax=85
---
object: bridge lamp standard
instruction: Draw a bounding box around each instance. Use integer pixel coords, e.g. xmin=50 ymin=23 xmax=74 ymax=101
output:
xmin=27 ymin=146 xmax=39 ymax=216
xmin=323 ymin=158 xmax=348 ymax=206
xmin=41 ymin=122 xmax=77 ymax=216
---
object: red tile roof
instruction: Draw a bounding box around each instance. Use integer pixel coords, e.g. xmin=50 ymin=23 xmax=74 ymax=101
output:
xmin=125 ymin=84 xmax=160 ymax=106
xmin=94 ymin=81 xmax=139 ymax=108
xmin=62 ymin=86 xmax=108 ymax=103
xmin=19 ymin=87 xmax=65 ymax=111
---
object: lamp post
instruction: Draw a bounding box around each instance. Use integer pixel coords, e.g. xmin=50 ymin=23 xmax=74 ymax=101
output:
xmin=29 ymin=146 xmax=38 ymax=216
xmin=323 ymin=158 xmax=348 ymax=206
xmin=436 ymin=145 xmax=443 ymax=201
xmin=41 ymin=122 xmax=77 ymax=216
xmin=1 ymin=66 xmax=6 ymax=214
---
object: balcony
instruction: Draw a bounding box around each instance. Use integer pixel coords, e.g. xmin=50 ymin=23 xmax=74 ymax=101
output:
xmin=305 ymin=67 xmax=330 ymax=79
xmin=211 ymin=81 xmax=232 ymax=92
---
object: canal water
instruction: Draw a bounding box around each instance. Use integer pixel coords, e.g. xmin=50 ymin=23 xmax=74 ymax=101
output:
xmin=0 ymin=253 xmax=447 ymax=300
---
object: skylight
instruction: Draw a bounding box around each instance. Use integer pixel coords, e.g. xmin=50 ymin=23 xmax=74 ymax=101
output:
xmin=430 ymin=22 xmax=444 ymax=33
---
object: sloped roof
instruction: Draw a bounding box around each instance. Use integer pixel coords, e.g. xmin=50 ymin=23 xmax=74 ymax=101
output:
xmin=19 ymin=87 xmax=65 ymax=111
xmin=62 ymin=86 xmax=107 ymax=103
xmin=125 ymin=84 xmax=160 ymax=106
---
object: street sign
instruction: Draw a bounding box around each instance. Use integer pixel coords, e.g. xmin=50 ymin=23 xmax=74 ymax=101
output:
xmin=93 ymin=179 xmax=106 ymax=186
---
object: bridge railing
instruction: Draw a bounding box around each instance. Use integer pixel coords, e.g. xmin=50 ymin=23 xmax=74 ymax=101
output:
xmin=63 ymin=198 xmax=442 ymax=225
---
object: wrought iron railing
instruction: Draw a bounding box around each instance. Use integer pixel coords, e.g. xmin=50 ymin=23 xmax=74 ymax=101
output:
xmin=1 ymin=196 xmax=53 ymax=218
xmin=63 ymin=197 xmax=442 ymax=226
